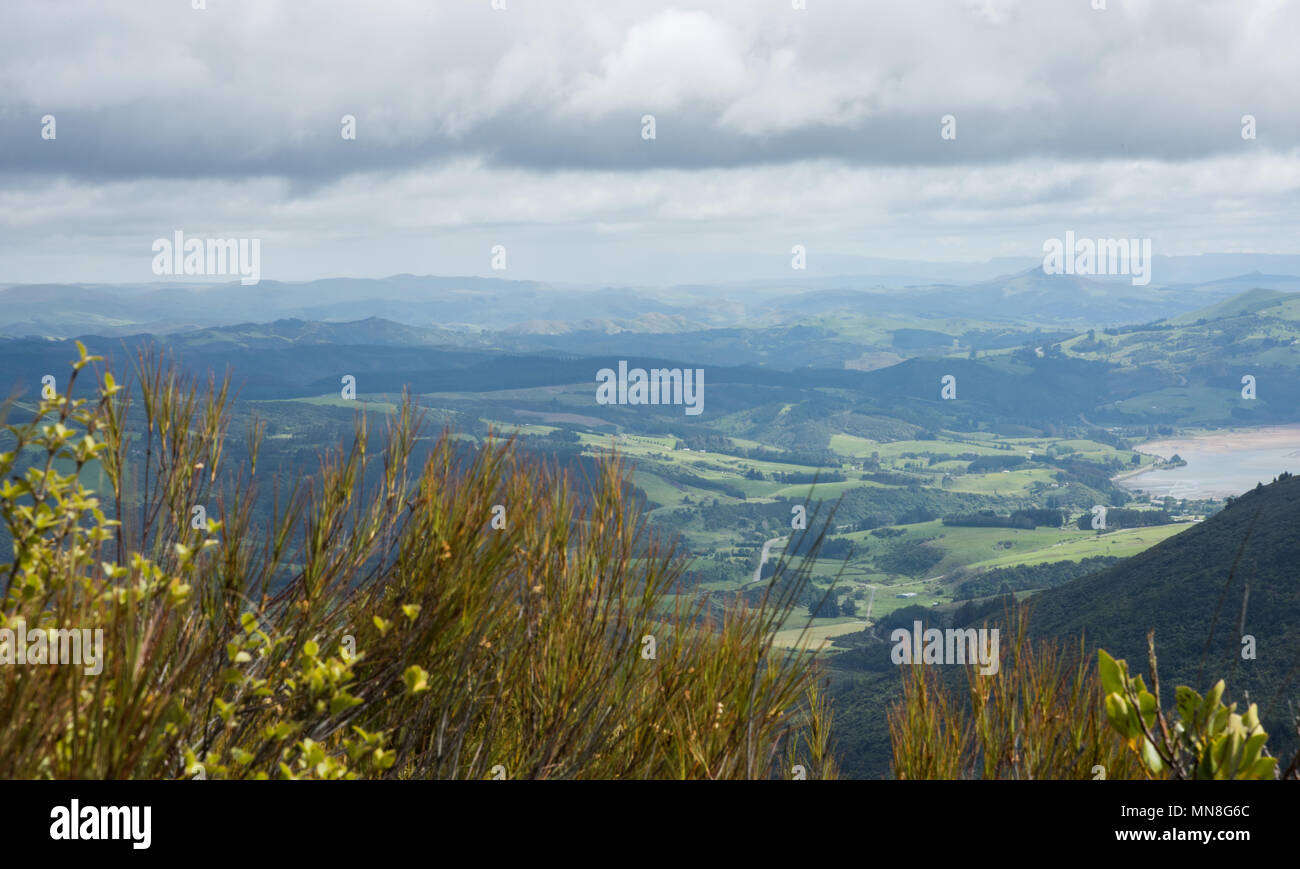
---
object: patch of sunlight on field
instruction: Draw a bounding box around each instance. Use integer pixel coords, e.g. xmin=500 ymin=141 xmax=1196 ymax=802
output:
xmin=770 ymin=618 xmax=867 ymax=651
xmin=478 ymin=420 xmax=557 ymax=437
xmin=876 ymin=438 xmax=1010 ymax=458
xmin=769 ymin=479 xmax=886 ymax=499
xmin=866 ymin=590 xmax=945 ymax=620
xmin=828 ymin=434 xmax=879 ymax=457
xmin=945 ymin=468 xmax=1053 ymax=495
xmin=633 ymin=471 xmax=691 ymax=509
xmin=964 ymin=523 xmax=1192 ymax=570
xmin=286 ymin=395 xmax=400 ymax=413
xmin=844 ymin=521 xmax=1089 ymax=568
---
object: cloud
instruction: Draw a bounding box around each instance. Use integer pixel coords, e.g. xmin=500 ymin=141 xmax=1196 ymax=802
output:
xmin=2 ymin=0 xmax=1297 ymax=179
xmin=0 ymin=0 xmax=1297 ymax=282
xmin=561 ymin=9 xmax=749 ymax=118
xmin=4 ymin=147 xmax=1298 ymax=284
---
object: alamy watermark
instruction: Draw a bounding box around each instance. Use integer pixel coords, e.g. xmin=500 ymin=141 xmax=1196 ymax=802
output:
xmin=1042 ymin=231 xmax=1151 ymax=286
xmin=0 ymin=621 xmax=104 ymax=676
xmin=596 ymin=361 xmax=704 ymax=416
xmin=152 ymin=231 xmax=261 ymax=286
xmin=50 ymin=799 xmax=150 ymax=850
xmin=890 ymin=620 xmax=999 ymax=675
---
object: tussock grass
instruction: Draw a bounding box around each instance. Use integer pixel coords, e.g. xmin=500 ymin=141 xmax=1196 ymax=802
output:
xmin=888 ymin=605 xmax=1140 ymax=779
xmin=0 ymin=346 xmax=833 ymax=779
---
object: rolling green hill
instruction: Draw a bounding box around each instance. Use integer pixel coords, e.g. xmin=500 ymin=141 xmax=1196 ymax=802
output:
xmin=1028 ymin=472 xmax=1300 ymax=762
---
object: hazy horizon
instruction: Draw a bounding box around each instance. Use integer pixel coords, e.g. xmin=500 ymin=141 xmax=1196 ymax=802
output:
xmin=11 ymin=250 xmax=1300 ymax=292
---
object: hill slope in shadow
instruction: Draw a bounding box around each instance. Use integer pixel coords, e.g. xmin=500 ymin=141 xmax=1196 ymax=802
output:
xmin=1029 ymin=473 xmax=1300 ymax=759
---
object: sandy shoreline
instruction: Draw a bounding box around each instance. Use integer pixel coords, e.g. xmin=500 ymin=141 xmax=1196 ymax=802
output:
xmin=1118 ymin=424 xmax=1300 ymax=498
xmin=1131 ymin=424 xmax=1300 ymax=459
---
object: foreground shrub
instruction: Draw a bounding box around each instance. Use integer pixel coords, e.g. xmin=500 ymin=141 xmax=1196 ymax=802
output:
xmin=888 ymin=605 xmax=1140 ymax=779
xmin=889 ymin=604 xmax=1298 ymax=779
xmin=0 ymin=346 xmax=833 ymax=779
xmin=1099 ymin=636 xmax=1277 ymax=780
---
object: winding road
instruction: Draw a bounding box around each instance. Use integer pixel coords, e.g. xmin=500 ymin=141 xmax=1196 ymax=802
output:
xmin=747 ymin=536 xmax=789 ymax=585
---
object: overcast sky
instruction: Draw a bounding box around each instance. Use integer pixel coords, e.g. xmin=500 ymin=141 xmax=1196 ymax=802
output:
xmin=2 ymin=0 xmax=1298 ymax=285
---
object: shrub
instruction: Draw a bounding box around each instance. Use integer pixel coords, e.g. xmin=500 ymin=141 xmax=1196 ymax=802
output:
xmin=887 ymin=604 xmax=1140 ymax=779
xmin=888 ymin=605 xmax=1299 ymax=779
xmin=0 ymin=346 xmax=833 ymax=780
xmin=1098 ymin=636 xmax=1278 ymax=780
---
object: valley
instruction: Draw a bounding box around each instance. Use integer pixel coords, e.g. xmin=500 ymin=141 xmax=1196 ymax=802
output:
xmin=6 ymin=272 xmax=1300 ymax=779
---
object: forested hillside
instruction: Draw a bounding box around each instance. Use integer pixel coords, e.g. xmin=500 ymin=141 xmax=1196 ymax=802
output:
xmin=1029 ymin=473 xmax=1300 ymax=761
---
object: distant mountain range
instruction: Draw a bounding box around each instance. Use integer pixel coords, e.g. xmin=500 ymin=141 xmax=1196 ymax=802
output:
xmin=7 ymin=287 xmax=1300 ymax=432
xmin=8 ymin=260 xmax=1300 ymax=339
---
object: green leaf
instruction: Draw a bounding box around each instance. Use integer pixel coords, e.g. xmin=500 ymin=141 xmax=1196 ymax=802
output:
xmin=1202 ymin=680 xmax=1225 ymax=721
xmin=1174 ymin=685 xmax=1201 ymax=729
xmin=1098 ymin=650 xmax=1124 ymax=696
xmin=264 ymin=721 xmax=296 ymax=741
xmin=330 ymin=694 xmax=363 ymax=715
xmin=1209 ymin=705 xmax=1230 ymax=735
xmin=1241 ymin=732 xmax=1268 ymax=768
xmin=1137 ymin=690 xmax=1158 ymax=730
xmin=1223 ymin=730 xmax=1243 ymax=775
xmin=1196 ymin=749 xmax=1216 ymax=780
xmin=1105 ymin=694 xmax=1133 ymax=736
xmin=403 ymin=665 xmax=429 ymax=695
xmin=1246 ymin=756 xmax=1277 ymax=779
xmin=1140 ymin=739 xmax=1165 ymax=775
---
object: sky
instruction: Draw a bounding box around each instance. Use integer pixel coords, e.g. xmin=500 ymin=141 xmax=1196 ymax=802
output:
xmin=1 ymin=0 xmax=1298 ymax=286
